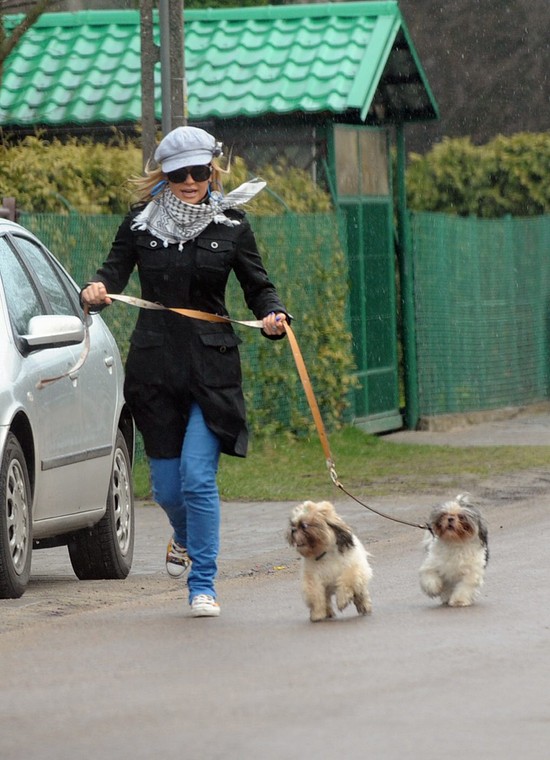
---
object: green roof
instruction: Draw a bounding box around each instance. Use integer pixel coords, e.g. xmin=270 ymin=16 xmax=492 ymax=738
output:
xmin=0 ymin=1 xmax=438 ymax=128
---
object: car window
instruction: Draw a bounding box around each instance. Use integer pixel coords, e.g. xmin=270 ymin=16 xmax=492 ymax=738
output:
xmin=0 ymin=237 xmax=43 ymax=334
xmin=14 ymin=235 xmax=79 ymax=317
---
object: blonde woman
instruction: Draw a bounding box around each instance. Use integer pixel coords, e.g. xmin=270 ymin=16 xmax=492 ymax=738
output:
xmin=82 ymin=126 xmax=289 ymax=617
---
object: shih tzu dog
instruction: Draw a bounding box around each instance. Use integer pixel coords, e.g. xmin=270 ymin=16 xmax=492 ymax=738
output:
xmin=419 ymin=493 xmax=489 ymax=607
xmin=286 ymin=500 xmax=373 ymax=622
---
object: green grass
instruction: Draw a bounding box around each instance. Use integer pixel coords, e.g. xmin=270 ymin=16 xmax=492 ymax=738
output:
xmin=132 ymin=426 xmax=550 ymax=502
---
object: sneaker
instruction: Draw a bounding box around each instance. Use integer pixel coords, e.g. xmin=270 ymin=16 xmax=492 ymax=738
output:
xmin=165 ymin=537 xmax=191 ymax=578
xmin=191 ymin=594 xmax=220 ymax=618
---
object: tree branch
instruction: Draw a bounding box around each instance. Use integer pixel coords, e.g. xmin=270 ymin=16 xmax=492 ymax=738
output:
xmin=0 ymin=0 xmax=53 ymax=62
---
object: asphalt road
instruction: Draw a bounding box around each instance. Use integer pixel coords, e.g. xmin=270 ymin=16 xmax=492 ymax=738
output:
xmin=1 ymin=410 xmax=550 ymax=760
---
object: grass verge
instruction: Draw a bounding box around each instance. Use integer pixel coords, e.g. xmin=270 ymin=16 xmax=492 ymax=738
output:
xmin=132 ymin=426 xmax=550 ymax=502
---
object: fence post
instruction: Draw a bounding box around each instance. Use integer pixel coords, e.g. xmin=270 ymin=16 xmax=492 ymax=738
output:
xmin=0 ymin=197 xmax=17 ymax=221
xmin=395 ymin=125 xmax=419 ymax=429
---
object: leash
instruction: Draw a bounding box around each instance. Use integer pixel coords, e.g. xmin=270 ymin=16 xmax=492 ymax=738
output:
xmin=282 ymin=319 xmax=431 ymax=533
xmin=37 ymin=305 xmax=91 ymax=389
xmin=36 ymin=296 xmax=261 ymax=388
xmin=38 ymin=293 xmax=430 ymax=532
xmin=105 ymin=293 xmax=266 ymax=329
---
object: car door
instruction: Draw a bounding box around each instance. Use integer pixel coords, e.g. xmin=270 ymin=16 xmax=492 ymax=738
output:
xmin=0 ymin=232 xmax=84 ymax=520
xmin=10 ymin=233 xmax=119 ymax=516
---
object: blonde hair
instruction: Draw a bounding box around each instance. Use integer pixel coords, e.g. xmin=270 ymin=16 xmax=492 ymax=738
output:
xmin=129 ymin=158 xmax=228 ymax=204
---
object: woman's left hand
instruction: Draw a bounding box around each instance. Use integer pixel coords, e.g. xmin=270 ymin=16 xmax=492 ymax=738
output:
xmin=262 ymin=311 xmax=287 ymax=336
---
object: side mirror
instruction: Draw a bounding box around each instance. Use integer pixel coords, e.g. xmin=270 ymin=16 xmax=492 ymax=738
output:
xmin=22 ymin=315 xmax=85 ymax=350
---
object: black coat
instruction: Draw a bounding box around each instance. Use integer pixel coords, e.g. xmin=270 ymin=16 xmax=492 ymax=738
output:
xmin=91 ymin=206 xmax=288 ymax=458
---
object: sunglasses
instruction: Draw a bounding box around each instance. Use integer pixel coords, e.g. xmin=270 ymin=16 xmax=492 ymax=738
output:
xmin=166 ymin=165 xmax=212 ymax=183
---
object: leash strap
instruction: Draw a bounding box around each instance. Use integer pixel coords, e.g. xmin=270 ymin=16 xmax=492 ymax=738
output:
xmin=106 ymin=293 xmax=264 ymax=328
xmin=283 ymin=322 xmax=430 ymax=532
xmin=283 ymin=322 xmax=337 ymax=478
xmin=38 ymin=293 xmax=428 ymax=531
xmin=36 ymin=305 xmax=91 ymax=388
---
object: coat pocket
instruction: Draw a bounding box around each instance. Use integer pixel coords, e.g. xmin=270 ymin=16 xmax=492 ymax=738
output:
xmin=195 ymin=238 xmax=234 ymax=272
xmin=135 ymin=236 xmax=170 ymax=270
xmin=196 ymin=331 xmax=242 ymax=387
xmin=125 ymin=329 xmax=165 ymax=385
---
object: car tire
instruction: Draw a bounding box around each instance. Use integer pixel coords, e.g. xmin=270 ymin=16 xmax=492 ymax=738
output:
xmin=0 ymin=433 xmax=32 ymax=599
xmin=68 ymin=430 xmax=134 ymax=580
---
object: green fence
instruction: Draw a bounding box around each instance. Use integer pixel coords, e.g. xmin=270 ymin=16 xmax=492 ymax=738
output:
xmin=411 ymin=212 xmax=550 ymax=417
xmin=19 ymin=210 xmax=550 ymax=434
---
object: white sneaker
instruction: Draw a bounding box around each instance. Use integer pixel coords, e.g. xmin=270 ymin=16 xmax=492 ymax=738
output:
xmin=191 ymin=594 xmax=220 ymax=617
xmin=165 ymin=537 xmax=191 ymax=578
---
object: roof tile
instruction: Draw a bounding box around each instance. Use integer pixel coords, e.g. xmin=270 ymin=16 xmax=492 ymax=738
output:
xmin=0 ymin=3 xmax=437 ymax=127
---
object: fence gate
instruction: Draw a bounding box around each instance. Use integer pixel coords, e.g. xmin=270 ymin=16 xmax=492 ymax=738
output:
xmin=329 ymin=124 xmax=402 ymax=433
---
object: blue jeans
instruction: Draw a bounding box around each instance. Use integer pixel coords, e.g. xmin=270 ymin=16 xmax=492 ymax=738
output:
xmin=149 ymin=402 xmax=222 ymax=602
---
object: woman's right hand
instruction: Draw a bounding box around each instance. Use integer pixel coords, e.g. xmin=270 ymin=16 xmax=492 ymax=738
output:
xmin=81 ymin=281 xmax=112 ymax=307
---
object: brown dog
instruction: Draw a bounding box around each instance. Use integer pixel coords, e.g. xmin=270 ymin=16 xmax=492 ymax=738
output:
xmin=286 ymin=500 xmax=373 ymax=622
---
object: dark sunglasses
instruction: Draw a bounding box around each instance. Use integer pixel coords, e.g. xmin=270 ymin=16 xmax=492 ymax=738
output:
xmin=166 ymin=165 xmax=212 ymax=183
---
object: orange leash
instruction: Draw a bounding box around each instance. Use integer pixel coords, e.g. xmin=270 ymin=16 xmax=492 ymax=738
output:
xmin=282 ymin=322 xmax=430 ymax=532
xmin=39 ymin=294 xmax=428 ymax=531
xmin=283 ymin=322 xmax=337 ymax=481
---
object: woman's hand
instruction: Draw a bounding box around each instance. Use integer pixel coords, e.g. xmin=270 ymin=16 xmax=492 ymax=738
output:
xmin=81 ymin=282 xmax=112 ymax=307
xmin=262 ymin=311 xmax=287 ymax=336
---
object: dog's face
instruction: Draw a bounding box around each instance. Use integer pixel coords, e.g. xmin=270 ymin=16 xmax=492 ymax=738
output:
xmin=429 ymin=493 xmax=488 ymax=547
xmin=286 ymin=500 xmax=354 ymax=559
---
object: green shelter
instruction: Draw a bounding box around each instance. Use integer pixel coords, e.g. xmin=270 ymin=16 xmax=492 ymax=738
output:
xmin=1 ymin=1 xmax=439 ymax=432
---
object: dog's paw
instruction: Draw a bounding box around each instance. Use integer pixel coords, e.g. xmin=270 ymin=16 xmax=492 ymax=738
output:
xmin=354 ymin=594 xmax=372 ymax=616
xmin=335 ymin=589 xmax=353 ymax=612
xmin=419 ymin=573 xmax=443 ymax=598
xmin=448 ymin=595 xmax=473 ymax=607
xmin=310 ymin=611 xmax=329 ymax=622
xmin=309 ymin=605 xmax=333 ymax=622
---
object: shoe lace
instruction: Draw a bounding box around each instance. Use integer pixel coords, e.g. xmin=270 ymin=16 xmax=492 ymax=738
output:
xmin=168 ymin=540 xmax=188 ymax=561
xmin=193 ymin=594 xmax=216 ymax=605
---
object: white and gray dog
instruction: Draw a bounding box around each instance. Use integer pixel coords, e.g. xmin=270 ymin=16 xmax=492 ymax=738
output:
xmin=419 ymin=493 xmax=489 ymax=607
xmin=286 ymin=500 xmax=373 ymax=622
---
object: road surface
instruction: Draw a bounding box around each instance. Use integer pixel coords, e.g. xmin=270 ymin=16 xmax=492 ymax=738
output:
xmin=1 ymin=460 xmax=549 ymax=759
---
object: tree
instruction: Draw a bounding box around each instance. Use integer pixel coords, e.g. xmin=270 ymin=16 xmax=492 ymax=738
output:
xmin=0 ymin=1 xmax=53 ymax=85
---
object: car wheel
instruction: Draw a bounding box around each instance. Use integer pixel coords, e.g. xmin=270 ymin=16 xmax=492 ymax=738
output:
xmin=0 ymin=433 xmax=32 ymax=598
xmin=68 ymin=430 xmax=134 ymax=580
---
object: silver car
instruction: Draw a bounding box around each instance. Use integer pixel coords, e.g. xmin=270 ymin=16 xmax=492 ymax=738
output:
xmin=0 ymin=217 xmax=134 ymax=598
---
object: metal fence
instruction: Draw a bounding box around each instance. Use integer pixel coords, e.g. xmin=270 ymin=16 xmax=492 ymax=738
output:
xmin=20 ymin=210 xmax=550 ymax=435
xmin=411 ymin=212 xmax=550 ymax=418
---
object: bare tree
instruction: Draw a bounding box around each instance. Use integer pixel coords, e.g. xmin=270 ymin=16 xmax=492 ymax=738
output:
xmin=0 ymin=1 xmax=54 ymax=84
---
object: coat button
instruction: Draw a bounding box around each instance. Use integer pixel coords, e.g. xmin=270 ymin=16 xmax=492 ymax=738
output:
xmin=210 ymin=241 xmax=219 ymax=249
xmin=150 ymin=240 xmax=158 ymax=248
xmin=219 ymin=346 xmax=227 ymax=353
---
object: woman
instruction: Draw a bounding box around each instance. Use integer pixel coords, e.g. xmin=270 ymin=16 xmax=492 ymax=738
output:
xmin=82 ymin=126 xmax=289 ymax=617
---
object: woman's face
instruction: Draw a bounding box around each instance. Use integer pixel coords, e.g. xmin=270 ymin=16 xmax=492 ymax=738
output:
xmin=166 ymin=165 xmax=212 ymax=205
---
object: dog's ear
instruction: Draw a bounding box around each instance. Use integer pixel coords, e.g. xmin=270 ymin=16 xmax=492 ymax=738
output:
xmin=462 ymin=499 xmax=490 ymax=564
xmin=477 ymin=516 xmax=489 ymax=564
xmin=460 ymin=497 xmax=488 ymax=545
xmin=428 ymin=505 xmax=443 ymax=528
xmin=285 ymin=523 xmax=296 ymax=547
xmin=326 ymin=516 xmax=355 ymax=553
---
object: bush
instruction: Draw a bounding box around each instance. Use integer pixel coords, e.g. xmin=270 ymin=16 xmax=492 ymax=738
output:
xmin=0 ymin=134 xmax=332 ymax=216
xmin=406 ymin=132 xmax=550 ymax=218
xmin=0 ymin=135 xmax=142 ymax=214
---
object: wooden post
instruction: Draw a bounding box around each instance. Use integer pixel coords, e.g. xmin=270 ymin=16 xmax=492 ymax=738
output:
xmin=140 ymin=0 xmax=159 ymax=168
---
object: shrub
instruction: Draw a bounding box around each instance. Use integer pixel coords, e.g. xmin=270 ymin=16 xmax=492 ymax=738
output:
xmin=0 ymin=134 xmax=332 ymax=216
xmin=406 ymin=132 xmax=550 ymax=218
xmin=0 ymin=134 xmax=142 ymax=214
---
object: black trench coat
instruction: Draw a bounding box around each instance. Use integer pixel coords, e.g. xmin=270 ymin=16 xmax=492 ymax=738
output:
xmin=90 ymin=206 xmax=288 ymax=458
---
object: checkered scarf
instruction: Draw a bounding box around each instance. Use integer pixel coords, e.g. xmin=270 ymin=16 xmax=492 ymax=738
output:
xmin=130 ymin=179 xmax=266 ymax=249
